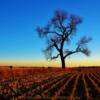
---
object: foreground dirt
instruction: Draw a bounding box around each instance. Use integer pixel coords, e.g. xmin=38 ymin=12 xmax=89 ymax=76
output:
xmin=0 ymin=67 xmax=100 ymax=100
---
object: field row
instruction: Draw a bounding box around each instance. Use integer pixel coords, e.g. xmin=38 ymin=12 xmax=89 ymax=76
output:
xmin=0 ymin=68 xmax=100 ymax=100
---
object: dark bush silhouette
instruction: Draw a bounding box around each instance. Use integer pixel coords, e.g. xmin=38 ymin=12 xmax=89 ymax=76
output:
xmin=36 ymin=10 xmax=92 ymax=69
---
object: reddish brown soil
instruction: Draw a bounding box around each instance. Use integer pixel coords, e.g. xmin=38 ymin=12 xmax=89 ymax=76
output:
xmin=0 ymin=66 xmax=100 ymax=100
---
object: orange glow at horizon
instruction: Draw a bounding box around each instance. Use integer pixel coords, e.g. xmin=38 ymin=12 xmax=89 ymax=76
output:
xmin=0 ymin=58 xmax=100 ymax=67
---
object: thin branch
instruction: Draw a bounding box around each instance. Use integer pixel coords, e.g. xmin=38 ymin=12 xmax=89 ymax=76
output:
xmin=51 ymin=53 xmax=60 ymax=60
xmin=51 ymin=39 xmax=60 ymax=52
xmin=46 ymin=31 xmax=62 ymax=37
xmin=64 ymin=50 xmax=78 ymax=59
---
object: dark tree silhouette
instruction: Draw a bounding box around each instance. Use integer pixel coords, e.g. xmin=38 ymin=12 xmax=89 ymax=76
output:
xmin=36 ymin=10 xmax=92 ymax=69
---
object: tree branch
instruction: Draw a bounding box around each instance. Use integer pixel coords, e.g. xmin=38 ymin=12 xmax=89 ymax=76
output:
xmin=64 ymin=50 xmax=78 ymax=59
xmin=51 ymin=53 xmax=60 ymax=60
xmin=51 ymin=39 xmax=60 ymax=52
xmin=46 ymin=30 xmax=62 ymax=37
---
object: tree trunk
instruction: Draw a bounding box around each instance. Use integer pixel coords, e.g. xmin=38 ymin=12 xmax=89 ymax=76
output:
xmin=60 ymin=55 xmax=65 ymax=69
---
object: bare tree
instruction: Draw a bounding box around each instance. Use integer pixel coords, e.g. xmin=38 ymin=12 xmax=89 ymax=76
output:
xmin=36 ymin=10 xmax=92 ymax=69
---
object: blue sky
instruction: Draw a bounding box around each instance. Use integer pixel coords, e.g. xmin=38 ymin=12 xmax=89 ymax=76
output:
xmin=0 ymin=0 xmax=100 ymax=67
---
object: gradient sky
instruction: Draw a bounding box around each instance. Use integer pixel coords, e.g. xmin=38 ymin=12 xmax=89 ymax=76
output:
xmin=0 ymin=0 xmax=100 ymax=67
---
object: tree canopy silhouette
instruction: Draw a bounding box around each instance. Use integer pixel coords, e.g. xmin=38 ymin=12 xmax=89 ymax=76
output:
xmin=36 ymin=10 xmax=92 ymax=69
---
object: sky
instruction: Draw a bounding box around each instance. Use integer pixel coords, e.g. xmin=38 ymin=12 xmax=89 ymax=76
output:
xmin=0 ymin=0 xmax=100 ymax=67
